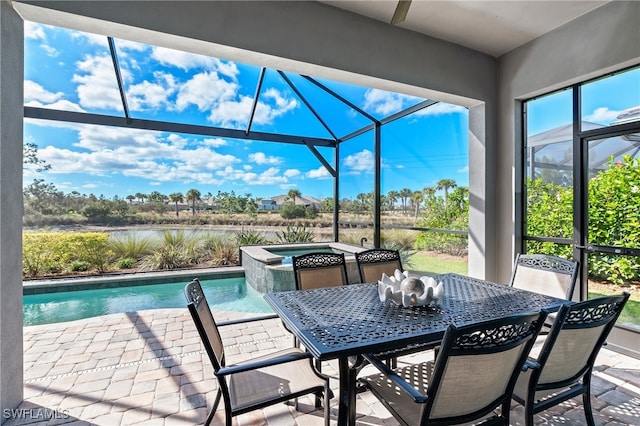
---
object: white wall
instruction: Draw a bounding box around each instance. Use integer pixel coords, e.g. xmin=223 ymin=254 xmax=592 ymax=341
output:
xmin=496 ymin=1 xmax=640 ymax=283
xmin=0 ymin=2 xmax=25 ymax=417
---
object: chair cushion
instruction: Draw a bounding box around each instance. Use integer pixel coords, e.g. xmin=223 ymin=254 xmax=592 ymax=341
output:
xmin=297 ymin=265 xmax=345 ymax=289
xmin=512 ymin=267 xmax=572 ymax=300
xmin=227 ymin=348 xmax=326 ymax=411
xmin=361 ymin=261 xmax=402 ymax=283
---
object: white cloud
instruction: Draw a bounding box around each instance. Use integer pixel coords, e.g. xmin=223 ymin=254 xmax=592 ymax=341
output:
xmin=343 ymin=149 xmax=374 ymax=173
xmin=25 ymin=99 xmax=86 ymax=112
xmin=249 ymin=152 xmax=282 ymax=165
xmin=363 ymin=89 xmax=414 ymax=115
xmin=36 ymin=124 xmax=241 ymax=186
xmin=208 ymin=96 xmax=253 ymax=128
xmin=71 ymin=31 xmax=108 ymax=48
xmin=244 ymin=167 xmax=288 ymax=185
xmin=24 ymin=80 xmax=64 ymax=103
xmin=72 ymin=55 xmax=123 ymax=110
xmin=202 ymin=138 xmax=227 ymax=148
xmin=151 ymin=46 xmax=239 ymax=79
xmin=127 ymin=78 xmax=175 ymax=111
xmin=284 ymin=169 xmax=301 ymax=178
xmin=176 ymin=71 xmax=238 ymax=111
xmin=209 ymin=88 xmax=298 ymax=128
xmin=25 ymin=22 xmax=46 ymax=40
xmin=414 ymin=102 xmax=467 ymax=116
xmin=306 ymin=166 xmax=331 ymax=179
xmin=584 ymin=107 xmax=625 ymax=125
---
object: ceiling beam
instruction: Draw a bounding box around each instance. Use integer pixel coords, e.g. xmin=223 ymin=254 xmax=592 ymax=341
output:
xmin=24 ymin=107 xmax=337 ymax=147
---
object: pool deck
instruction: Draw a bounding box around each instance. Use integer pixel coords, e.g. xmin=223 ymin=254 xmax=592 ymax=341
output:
xmin=7 ymin=308 xmax=640 ymax=425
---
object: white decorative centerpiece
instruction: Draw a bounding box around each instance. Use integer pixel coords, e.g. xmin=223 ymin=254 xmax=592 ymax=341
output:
xmin=378 ymin=269 xmax=444 ymax=308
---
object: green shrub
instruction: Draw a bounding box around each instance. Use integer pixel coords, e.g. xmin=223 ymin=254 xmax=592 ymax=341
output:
xmin=234 ymin=228 xmax=268 ymax=245
xmin=526 ymin=155 xmax=640 ymax=285
xmin=210 ymin=239 xmax=239 ymax=266
xmin=117 ymin=258 xmax=136 ymax=269
xmin=108 ymin=234 xmax=156 ymax=260
xmin=280 ymin=203 xmax=311 ymax=219
xmin=276 ymin=225 xmax=315 ymax=243
xmin=70 ymin=261 xmax=90 ymax=272
xmin=22 ymin=231 xmax=112 ymax=276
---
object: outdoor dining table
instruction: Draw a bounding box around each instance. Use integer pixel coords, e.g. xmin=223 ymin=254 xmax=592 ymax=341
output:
xmin=264 ymin=272 xmax=567 ymax=426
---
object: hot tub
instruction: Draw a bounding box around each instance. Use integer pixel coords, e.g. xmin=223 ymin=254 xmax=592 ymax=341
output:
xmin=240 ymin=242 xmax=365 ymax=293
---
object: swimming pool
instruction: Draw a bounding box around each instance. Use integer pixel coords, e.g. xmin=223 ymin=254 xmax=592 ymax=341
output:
xmin=23 ymin=277 xmax=272 ymax=326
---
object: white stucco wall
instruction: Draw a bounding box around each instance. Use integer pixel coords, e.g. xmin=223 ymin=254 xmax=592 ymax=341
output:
xmin=496 ymin=1 xmax=640 ymax=283
xmin=0 ymin=1 xmax=24 ymax=417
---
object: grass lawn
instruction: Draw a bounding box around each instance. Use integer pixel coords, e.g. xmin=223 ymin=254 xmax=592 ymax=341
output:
xmin=405 ymin=251 xmax=468 ymax=276
xmin=589 ymin=281 xmax=640 ymax=327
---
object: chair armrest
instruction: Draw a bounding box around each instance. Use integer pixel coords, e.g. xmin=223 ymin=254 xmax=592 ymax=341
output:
xmin=217 ymin=351 xmax=312 ymax=377
xmin=217 ymin=313 xmax=279 ymax=327
xmin=363 ymin=353 xmax=428 ymax=403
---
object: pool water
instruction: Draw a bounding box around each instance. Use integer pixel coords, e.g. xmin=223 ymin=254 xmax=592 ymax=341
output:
xmin=23 ymin=277 xmax=273 ymax=326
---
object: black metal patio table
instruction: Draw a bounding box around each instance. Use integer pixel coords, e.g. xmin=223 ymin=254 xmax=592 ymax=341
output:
xmin=264 ymin=272 xmax=566 ymax=426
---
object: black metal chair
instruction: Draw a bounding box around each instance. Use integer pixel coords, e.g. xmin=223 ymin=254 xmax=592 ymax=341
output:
xmin=512 ymin=293 xmax=629 ymax=426
xmin=292 ymin=252 xmax=348 ymax=290
xmin=510 ymin=253 xmax=579 ymax=301
xmin=184 ymin=278 xmax=331 ymax=426
xmin=355 ymin=248 xmax=403 ymax=283
xmin=360 ymin=311 xmax=547 ymax=426
xmin=290 ymin=251 xmax=348 ymax=403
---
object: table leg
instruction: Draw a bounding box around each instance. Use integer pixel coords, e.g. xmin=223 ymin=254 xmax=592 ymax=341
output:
xmin=337 ymin=357 xmax=356 ymax=426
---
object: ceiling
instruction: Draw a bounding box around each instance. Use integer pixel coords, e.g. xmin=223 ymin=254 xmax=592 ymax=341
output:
xmin=321 ymin=1 xmax=611 ymax=57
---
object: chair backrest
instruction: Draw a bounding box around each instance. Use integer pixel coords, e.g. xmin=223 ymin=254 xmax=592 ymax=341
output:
xmin=423 ymin=311 xmax=547 ymax=424
xmin=184 ymin=278 xmax=225 ymax=372
xmin=355 ymin=248 xmax=403 ymax=283
xmin=510 ymin=254 xmax=579 ymax=300
xmin=292 ymin=252 xmax=348 ymax=290
xmin=533 ymin=293 xmax=629 ymax=387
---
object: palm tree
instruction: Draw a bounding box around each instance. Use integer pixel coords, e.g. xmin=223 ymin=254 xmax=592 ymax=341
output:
xmin=148 ymin=191 xmax=165 ymax=203
xmin=411 ymin=190 xmax=424 ymax=218
xmin=436 ymin=179 xmax=457 ymax=211
xmin=398 ymin=188 xmax=412 ymax=214
xmin=387 ymin=190 xmax=398 ymax=212
xmin=186 ymin=188 xmax=201 ymax=216
xmin=287 ymin=188 xmax=302 ymax=205
xmin=135 ymin=192 xmax=146 ymax=204
xmin=125 ymin=194 xmax=135 ymax=204
xmin=169 ymin=192 xmax=184 ymax=217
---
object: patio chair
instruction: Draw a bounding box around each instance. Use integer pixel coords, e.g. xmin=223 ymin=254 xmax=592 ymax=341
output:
xmin=184 ymin=278 xmax=331 ymax=426
xmin=292 ymin=252 xmax=348 ymax=290
xmin=291 ymin=251 xmax=348 ymax=398
xmin=512 ymin=293 xmax=629 ymax=426
xmin=355 ymin=248 xmax=403 ymax=283
xmin=510 ymin=253 xmax=579 ymax=301
xmin=359 ymin=310 xmax=547 ymax=426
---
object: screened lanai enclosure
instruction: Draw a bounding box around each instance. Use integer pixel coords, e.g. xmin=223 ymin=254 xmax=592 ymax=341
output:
xmin=522 ymin=66 xmax=640 ymax=334
xmin=23 ymin=27 xmax=469 ymax=248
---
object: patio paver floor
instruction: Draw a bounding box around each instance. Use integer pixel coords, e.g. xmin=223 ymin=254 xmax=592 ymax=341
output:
xmin=6 ymin=309 xmax=640 ymax=425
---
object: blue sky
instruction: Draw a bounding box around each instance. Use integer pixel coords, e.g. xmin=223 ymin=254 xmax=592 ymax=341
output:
xmin=23 ymin=22 xmax=638 ymax=201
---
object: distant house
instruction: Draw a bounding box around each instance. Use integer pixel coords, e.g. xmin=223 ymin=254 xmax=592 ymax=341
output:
xmin=257 ymin=194 xmax=322 ymax=211
xmin=258 ymin=199 xmax=281 ymax=211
